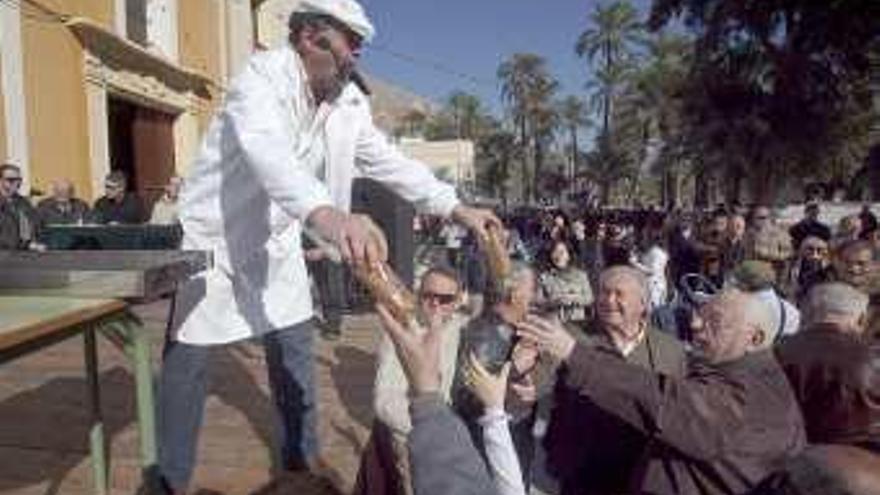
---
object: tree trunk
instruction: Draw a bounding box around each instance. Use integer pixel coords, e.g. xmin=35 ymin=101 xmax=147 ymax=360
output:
xmin=534 ymin=137 xmax=545 ymax=203
xmin=518 ymin=117 xmax=529 ymax=203
xmin=870 ymin=145 xmax=880 ymax=201
xmin=603 ymin=38 xmax=612 ymax=135
xmin=571 ymin=126 xmax=579 ymax=195
xmin=695 ymin=168 xmax=709 ymax=209
xmin=501 ymin=158 xmax=509 ymax=212
xmin=670 ymin=169 xmax=681 ymax=209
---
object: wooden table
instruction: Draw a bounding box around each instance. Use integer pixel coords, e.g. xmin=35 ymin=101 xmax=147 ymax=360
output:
xmin=0 ymin=296 xmax=157 ymax=495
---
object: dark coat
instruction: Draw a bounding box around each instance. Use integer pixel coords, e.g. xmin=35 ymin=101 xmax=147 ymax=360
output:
xmin=0 ymin=195 xmax=38 ymax=249
xmin=561 ymin=345 xmax=806 ymax=495
xmin=91 ymin=194 xmax=143 ymax=224
xmin=452 ymin=311 xmax=542 ymax=486
xmin=775 ymin=326 xmax=880 ymax=450
xmin=408 ymin=394 xmax=498 ymax=495
xmin=546 ymin=326 xmax=687 ymax=495
xmin=36 ymin=197 xmax=90 ymax=226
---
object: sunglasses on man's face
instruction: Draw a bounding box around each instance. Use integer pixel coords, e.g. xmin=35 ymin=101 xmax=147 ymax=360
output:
xmin=324 ymin=20 xmax=363 ymax=52
xmin=419 ymin=292 xmax=457 ymax=305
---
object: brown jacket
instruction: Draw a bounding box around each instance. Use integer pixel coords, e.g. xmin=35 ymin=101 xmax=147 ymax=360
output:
xmin=775 ymin=326 xmax=880 ymax=451
xmin=546 ymin=326 xmax=687 ymax=494
xmin=563 ymin=344 xmax=806 ymax=495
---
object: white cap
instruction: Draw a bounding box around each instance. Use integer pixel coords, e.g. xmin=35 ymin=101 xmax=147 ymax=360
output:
xmin=293 ymin=0 xmax=375 ymax=42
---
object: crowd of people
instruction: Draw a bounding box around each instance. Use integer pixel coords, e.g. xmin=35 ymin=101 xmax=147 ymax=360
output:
xmin=360 ymin=202 xmax=880 ymax=495
xmin=3 ymin=0 xmax=879 ymax=494
xmin=0 ymin=163 xmax=183 ymax=249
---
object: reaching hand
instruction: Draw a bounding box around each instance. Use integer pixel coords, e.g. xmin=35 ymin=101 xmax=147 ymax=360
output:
xmin=516 ymin=315 xmax=576 ymax=362
xmin=308 ymin=206 xmax=388 ymax=266
xmin=509 ymin=374 xmax=537 ymax=405
xmin=375 ymin=304 xmax=441 ymax=395
xmin=463 ymin=353 xmax=510 ymax=411
xmin=451 ymin=205 xmax=502 ymax=242
xmin=510 ymin=341 xmax=539 ymax=376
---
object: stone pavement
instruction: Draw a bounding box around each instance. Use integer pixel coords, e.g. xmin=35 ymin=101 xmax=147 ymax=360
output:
xmin=0 ymin=299 xmax=380 ymax=495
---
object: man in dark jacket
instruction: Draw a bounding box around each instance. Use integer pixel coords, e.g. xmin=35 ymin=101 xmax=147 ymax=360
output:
xmin=775 ymin=282 xmax=880 ymax=453
xmin=519 ymin=289 xmax=806 ymax=495
xmin=545 ymin=266 xmax=687 ymax=494
xmin=36 ymin=179 xmax=90 ymax=226
xmin=91 ymin=171 xmax=143 ymax=224
xmin=0 ymin=163 xmax=39 ymax=250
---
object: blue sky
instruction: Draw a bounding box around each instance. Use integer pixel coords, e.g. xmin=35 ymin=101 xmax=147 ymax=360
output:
xmin=358 ymin=0 xmax=652 ymax=117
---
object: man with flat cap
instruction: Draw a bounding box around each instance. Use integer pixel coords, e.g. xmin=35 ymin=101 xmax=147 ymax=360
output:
xmin=156 ymin=1 xmax=499 ymax=492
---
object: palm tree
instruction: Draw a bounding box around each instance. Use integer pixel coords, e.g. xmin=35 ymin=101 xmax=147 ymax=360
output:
xmin=576 ymin=1 xmax=643 ymax=135
xmin=498 ymin=53 xmax=558 ymax=203
xmin=611 ymin=32 xmax=692 ymax=206
xmin=529 ymin=78 xmax=560 ymax=200
xmin=477 ymin=128 xmax=520 ymax=209
xmin=446 ymin=91 xmax=485 ymax=140
xmin=558 ymin=95 xmax=591 ymax=196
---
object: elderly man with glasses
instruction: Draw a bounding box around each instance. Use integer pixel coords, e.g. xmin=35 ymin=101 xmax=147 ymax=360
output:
xmin=0 ymin=163 xmax=39 ymax=250
xmin=519 ymin=288 xmax=806 ymax=495
xmin=361 ymin=265 xmax=467 ymax=495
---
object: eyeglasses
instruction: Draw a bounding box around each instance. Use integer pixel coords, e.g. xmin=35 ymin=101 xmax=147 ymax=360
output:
xmin=1 ymin=177 xmax=22 ymax=185
xmin=419 ymin=292 xmax=458 ymax=305
xmin=324 ymin=19 xmax=363 ymax=52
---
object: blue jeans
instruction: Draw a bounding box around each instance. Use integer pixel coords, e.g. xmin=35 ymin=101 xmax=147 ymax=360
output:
xmin=157 ymin=319 xmax=318 ymax=490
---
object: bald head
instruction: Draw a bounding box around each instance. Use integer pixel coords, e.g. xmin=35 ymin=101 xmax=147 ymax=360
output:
xmin=693 ymin=289 xmax=770 ymax=363
xmin=50 ymin=179 xmax=74 ymax=202
xmin=803 ymin=283 xmax=869 ymax=335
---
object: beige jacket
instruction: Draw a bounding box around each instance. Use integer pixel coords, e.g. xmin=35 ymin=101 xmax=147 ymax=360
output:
xmin=373 ymin=313 xmax=467 ymax=437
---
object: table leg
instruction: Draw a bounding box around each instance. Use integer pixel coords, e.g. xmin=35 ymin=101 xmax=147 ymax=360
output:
xmin=84 ymin=328 xmax=108 ymax=495
xmin=120 ymin=316 xmax=158 ymax=468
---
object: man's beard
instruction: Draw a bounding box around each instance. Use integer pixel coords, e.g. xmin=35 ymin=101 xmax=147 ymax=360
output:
xmin=313 ymin=63 xmax=354 ymax=103
xmin=800 ymin=258 xmax=826 ymax=275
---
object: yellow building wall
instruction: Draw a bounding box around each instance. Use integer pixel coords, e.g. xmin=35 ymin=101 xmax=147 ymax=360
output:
xmin=29 ymin=0 xmax=114 ymax=29
xmin=179 ymin=0 xmax=224 ymax=132
xmin=21 ymin=17 xmax=93 ymax=198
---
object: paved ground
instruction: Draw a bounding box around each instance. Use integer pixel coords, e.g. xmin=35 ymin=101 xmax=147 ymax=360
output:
xmin=0 ymin=299 xmax=380 ymax=495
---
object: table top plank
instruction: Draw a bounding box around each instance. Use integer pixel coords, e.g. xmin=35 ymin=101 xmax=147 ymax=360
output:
xmin=0 ymin=296 xmax=126 ymax=351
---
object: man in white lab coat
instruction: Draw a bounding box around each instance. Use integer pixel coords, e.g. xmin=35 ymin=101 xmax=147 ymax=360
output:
xmin=156 ymin=1 xmax=499 ymax=492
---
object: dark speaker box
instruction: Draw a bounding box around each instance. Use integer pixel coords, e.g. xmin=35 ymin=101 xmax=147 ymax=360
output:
xmin=351 ymin=178 xmax=415 ymax=286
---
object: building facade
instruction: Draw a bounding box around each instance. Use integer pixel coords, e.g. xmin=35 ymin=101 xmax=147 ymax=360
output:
xmin=0 ymin=0 xmax=472 ymax=208
xmin=0 ymin=0 xmax=255 ymax=205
